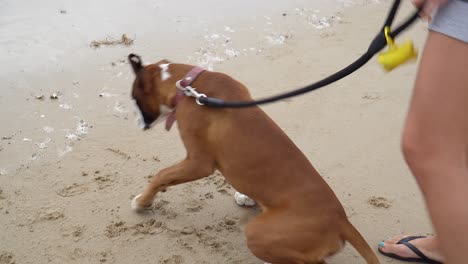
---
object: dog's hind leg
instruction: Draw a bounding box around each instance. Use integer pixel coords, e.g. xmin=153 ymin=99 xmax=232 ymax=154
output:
xmin=131 ymin=155 xmax=215 ymax=211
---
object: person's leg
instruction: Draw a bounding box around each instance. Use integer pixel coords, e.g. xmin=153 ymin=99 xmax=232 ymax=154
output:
xmin=379 ymin=1 xmax=468 ymax=262
xmin=401 ymin=29 xmax=468 ymax=263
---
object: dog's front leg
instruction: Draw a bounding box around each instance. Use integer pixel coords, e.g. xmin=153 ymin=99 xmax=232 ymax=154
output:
xmin=131 ymin=157 xmax=214 ymax=212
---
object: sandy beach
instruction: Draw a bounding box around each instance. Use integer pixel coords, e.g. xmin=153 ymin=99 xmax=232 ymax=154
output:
xmin=0 ymin=0 xmax=434 ymax=263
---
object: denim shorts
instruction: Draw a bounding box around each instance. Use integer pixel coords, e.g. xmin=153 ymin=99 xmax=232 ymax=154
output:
xmin=429 ymin=0 xmax=468 ymax=43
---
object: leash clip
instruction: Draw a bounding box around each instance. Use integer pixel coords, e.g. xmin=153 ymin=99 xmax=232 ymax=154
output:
xmin=384 ymin=26 xmax=395 ymax=47
xmin=176 ymin=80 xmax=207 ymax=105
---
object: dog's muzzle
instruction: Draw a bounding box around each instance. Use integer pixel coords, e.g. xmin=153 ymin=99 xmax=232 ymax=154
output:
xmin=134 ymin=102 xmax=174 ymax=131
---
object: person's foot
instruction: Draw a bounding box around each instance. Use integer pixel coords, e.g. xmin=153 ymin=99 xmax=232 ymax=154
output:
xmin=378 ymin=235 xmax=444 ymax=263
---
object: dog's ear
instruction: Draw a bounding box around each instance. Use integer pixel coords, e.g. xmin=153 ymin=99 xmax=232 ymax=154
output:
xmin=128 ymin=53 xmax=143 ymax=74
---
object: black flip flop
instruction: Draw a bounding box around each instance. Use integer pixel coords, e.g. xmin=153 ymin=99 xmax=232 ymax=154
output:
xmin=378 ymin=236 xmax=443 ymax=264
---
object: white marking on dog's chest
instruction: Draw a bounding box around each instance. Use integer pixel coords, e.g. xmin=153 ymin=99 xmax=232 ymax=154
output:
xmin=159 ymin=105 xmax=173 ymax=115
xmin=159 ymin=63 xmax=171 ymax=81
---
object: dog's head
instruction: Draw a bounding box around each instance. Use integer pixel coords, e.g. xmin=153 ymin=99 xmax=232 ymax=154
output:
xmin=128 ymin=54 xmax=174 ymax=130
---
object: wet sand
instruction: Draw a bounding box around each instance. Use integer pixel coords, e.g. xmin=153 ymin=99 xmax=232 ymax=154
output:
xmin=0 ymin=0 xmax=433 ymax=263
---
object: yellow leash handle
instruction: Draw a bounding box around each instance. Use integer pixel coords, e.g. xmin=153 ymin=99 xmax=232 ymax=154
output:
xmin=378 ymin=26 xmax=418 ymax=71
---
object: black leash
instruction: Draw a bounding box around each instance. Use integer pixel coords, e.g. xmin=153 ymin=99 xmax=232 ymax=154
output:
xmin=197 ymin=0 xmax=420 ymax=108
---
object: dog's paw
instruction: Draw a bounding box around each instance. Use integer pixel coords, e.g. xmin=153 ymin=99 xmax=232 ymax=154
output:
xmin=234 ymin=192 xmax=256 ymax=207
xmin=131 ymin=194 xmax=143 ymax=211
xmin=131 ymin=194 xmax=151 ymax=212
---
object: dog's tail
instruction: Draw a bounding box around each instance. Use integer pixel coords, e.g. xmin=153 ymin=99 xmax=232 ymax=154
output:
xmin=341 ymin=219 xmax=380 ymax=264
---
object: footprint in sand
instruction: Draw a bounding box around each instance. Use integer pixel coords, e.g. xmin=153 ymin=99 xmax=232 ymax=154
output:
xmin=37 ymin=209 xmax=65 ymax=221
xmin=362 ymin=92 xmax=381 ymax=100
xmin=105 ymin=147 xmax=131 ymax=160
xmin=180 ymin=226 xmax=196 ymax=235
xmin=175 ymin=238 xmax=194 ymax=251
xmin=184 ymin=200 xmax=203 ymax=213
xmin=211 ymin=217 xmax=239 ymax=233
xmin=68 ymin=248 xmax=85 ymax=261
xmin=195 ymin=231 xmax=224 ymax=250
xmin=216 ymin=187 xmax=231 ymax=195
xmin=105 ymin=221 xmax=128 ymax=238
xmin=203 ymin=192 xmax=214 ymax=199
xmin=98 ymin=250 xmax=114 ymax=263
xmin=94 ymin=174 xmax=113 ymax=190
xmin=206 ymin=237 xmax=233 ymax=251
xmin=57 ymin=183 xmax=88 ymax=197
xmin=152 ymin=200 xmax=178 ymax=219
xmin=221 ymin=217 xmax=238 ymax=231
xmin=105 ymin=219 xmax=165 ymax=238
xmin=0 ymin=251 xmax=15 ymax=264
xmin=164 ymin=223 xmax=196 ymax=237
xmin=132 ymin=219 xmax=164 ymax=235
xmin=159 ymin=255 xmax=184 ymax=264
xmin=28 ymin=209 xmax=65 ymax=231
xmin=209 ymin=174 xmax=233 ymax=195
xmin=61 ymin=225 xmax=85 ymax=241
xmin=368 ymin=196 xmax=392 ymax=209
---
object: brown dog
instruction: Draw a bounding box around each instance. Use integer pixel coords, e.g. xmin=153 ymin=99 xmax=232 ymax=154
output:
xmin=128 ymin=54 xmax=380 ymax=264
